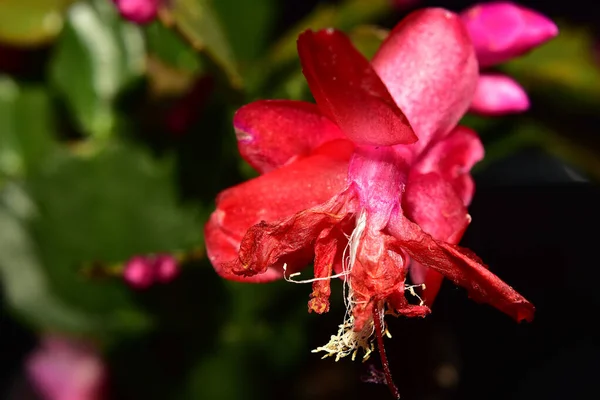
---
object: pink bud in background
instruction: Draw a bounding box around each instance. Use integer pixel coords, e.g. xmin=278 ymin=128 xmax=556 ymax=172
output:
xmin=26 ymin=335 xmax=106 ymax=400
xmin=461 ymin=2 xmax=558 ymax=68
xmin=470 ymin=73 xmax=530 ymax=115
xmin=113 ymin=0 xmax=160 ymax=24
xmin=154 ymin=254 xmax=179 ymax=283
xmin=123 ymin=256 xmax=154 ymax=289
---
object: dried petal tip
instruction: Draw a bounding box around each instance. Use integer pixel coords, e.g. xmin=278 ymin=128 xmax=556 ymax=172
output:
xmin=462 ymin=2 xmax=558 ymax=67
xmin=113 ymin=0 xmax=159 ymax=24
xmin=470 ymin=74 xmax=529 ymax=115
xmin=123 ymin=256 xmax=154 ymax=289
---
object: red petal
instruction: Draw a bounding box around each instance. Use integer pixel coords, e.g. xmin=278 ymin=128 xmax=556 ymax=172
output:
xmin=404 ymin=172 xmax=470 ymax=242
xmin=228 ymin=190 xmax=357 ymax=280
xmin=297 ymin=29 xmax=417 ymax=147
xmin=308 ymin=225 xmax=348 ymax=314
xmin=234 ymin=100 xmax=346 ymax=173
xmin=414 ymin=126 xmax=484 ymax=206
xmin=372 ymin=8 xmax=478 ymax=152
xmin=205 ymin=140 xmax=353 ymax=282
xmin=388 ymin=214 xmax=535 ymax=322
xmin=403 ymin=172 xmax=471 ymax=304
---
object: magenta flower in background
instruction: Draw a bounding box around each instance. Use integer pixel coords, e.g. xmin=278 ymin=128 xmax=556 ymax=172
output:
xmin=26 ymin=335 xmax=106 ymax=400
xmin=113 ymin=0 xmax=160 ymax=24
xmin=123 ymin=253 xmax=180 ymax=289
xmin=461 ymin=2 xmax=558 ymax=115
xmin=205 ymin=8 xmax=534 ymax=395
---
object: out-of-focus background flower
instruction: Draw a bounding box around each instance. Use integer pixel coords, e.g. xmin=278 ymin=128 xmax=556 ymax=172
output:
xmin=1 ymin=0 xmax=598 ymax=399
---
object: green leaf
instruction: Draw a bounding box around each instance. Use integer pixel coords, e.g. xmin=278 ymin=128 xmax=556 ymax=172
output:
xmin=349 ymin=25 xmax=389 ymax=60
xmin=5 ymin=142 xmax=203 ymax=335
xmin=49 ymin=0 xmax=145 ymax=139
xmin=145 ymin=21 xmax=202 ymax=73
xmin=0 ymin=76 xmax=55 ymax=180
xmin=0 ymin=0 xmax=74 ymax=46
xmin=267 ymin=0 xmax=392 ymax=67
xmin=502 ymin=23 xmax=600 ymax=112
xmin=164 ymin=0 xmax=242 ymax=88
xmin=212 ymin=0 xmax=277 ymax=63
xmin=0 ymin=183 xmax=97 ymax=332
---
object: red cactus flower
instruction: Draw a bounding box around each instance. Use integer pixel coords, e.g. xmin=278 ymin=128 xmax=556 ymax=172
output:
xmin=205 ymin=7 xmax=534 ymax=396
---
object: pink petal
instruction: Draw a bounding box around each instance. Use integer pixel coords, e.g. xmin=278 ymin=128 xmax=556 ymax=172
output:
xmin=413 ymin=125 xmax=484 ymax=206
xmin=461 ymin=2 xmax=558 ymax=67
xmin=372 ymin=8 xmax=478 ymax=152
xmin=27 ymin=335 xmax=105 ymax=400
xmin=234 ymin=100 xmax=346 ymax=173
xmin=297 ymin=29 xmax=417 ymax=147
xmin=113 ymin=0 xmax=159 ymax=24
xmin=204 ymin=140 xmax=353 ymax=282
xmin=154 ymin=254 xmax=179 ymax=283
xmin=470 ymin=73 xmax=530 ymax=115
xmin=403 ymin=172 xmax=471 ymax=304
xmin=123 ymin=256 xmax=154 ymax=289
xmin=404 ymin=172 xmax=470 ymax=244
xmin=388 ymin=214 xmax=535 ymax=322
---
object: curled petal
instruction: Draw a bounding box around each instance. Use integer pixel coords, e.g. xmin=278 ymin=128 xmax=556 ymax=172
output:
xmin=470 ymin=73 xmax=530 ymax=115
xmin=297 ymin=29 xmax=417 ymax=146
xmin=388 ymin=214 xmax=535 ymax=322
xmin=227 ymin=190 xmax=357 ymax=281
xmin=388 ymin=289 xmax=431 ymax=317
xmin=205 ymin=140 xmax=353 ymax=282
xmin=404 ymin=172 xmax=471 ymax=303
xmin=461 ymin=2 xmax=558 ymax=67
xmin=372 ymin=8 xmax=478 ymax=151
xmin=234 ymin=100 xmax=346 ymax=173
xmin=414 ymin=125 xmax=484 ymax=206
xmin=309 ymin=226 xmax=348 ymax=314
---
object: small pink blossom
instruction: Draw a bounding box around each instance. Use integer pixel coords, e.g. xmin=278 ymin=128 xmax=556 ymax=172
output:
xmin=154 ymin=253 xmax=180 ymax=282
xmin=123 ymin=255 xmax=155 ymax=289
xmin=113 ymin=0 xmax=160 ymax=24
xmin=471 ymin=73 xmax=530 ymax=115
xmin=123 ymin=254 xmax=179 ymax=288
xmin=26 ymin=335 xmax=105 ymax=400
xmin=461 ymin=2 xmax=558 ymax=115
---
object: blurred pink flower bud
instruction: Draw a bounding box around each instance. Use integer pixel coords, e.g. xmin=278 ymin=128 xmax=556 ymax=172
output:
xmin=461 ymin=2 xmax=558 ymax=67
xmin=154 ymin=254 xmax=179 ymax=283
xmin=123 ymin=256 xmax=154 ymax=289
xmin=113 ymin=0 xmax=160 ymax=24
xmin=470 ymin=73 xmax=530 ymax=115
xmin=26 ymin=335 xmax=105 ymax=400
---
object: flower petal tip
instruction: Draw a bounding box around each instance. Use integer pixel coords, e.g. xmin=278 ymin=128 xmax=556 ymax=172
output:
xmin=372 ymin=7 xmax=478 ymax=148
xmin=462 ymin=2 xmax=558 ymax=67
xmin=297 ymin=28 xmax=417 ymax=146
xmin=470 ymin=74 xmax=530 ymax=115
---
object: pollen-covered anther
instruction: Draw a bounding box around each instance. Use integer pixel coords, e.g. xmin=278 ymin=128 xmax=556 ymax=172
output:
xmin=311 ymin=314 xmax=376 ymax=362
